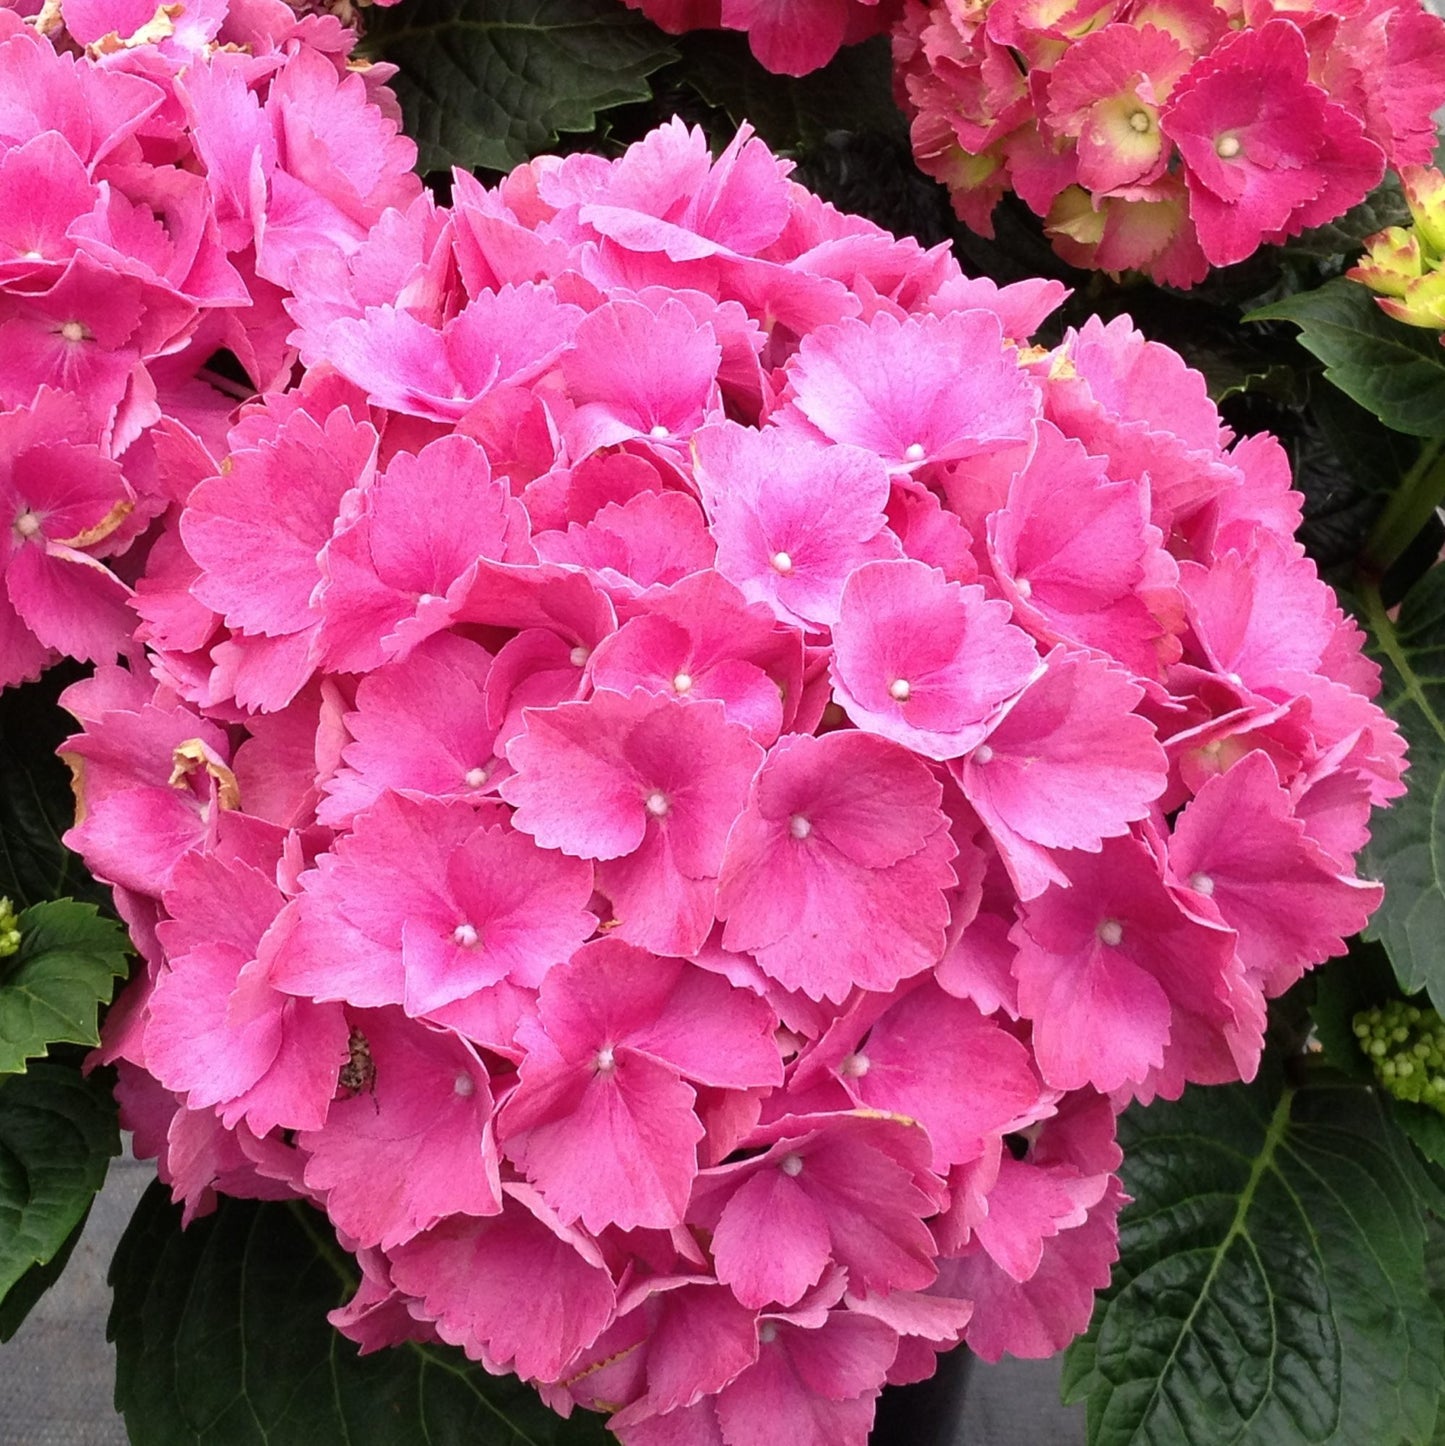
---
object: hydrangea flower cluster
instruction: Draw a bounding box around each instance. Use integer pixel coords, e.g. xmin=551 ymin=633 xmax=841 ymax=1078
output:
xmin=892 ymin=0 xmax=1445 ymax=284
xmin=54 ymin=112 xmax=1402 ymax=1442
xmin=0 ymin=0 xmax=418 ymax=689
xmin=618 ymin=0 xmax=896 ymax=77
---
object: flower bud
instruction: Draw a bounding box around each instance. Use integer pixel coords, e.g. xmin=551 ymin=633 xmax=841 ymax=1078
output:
xmin=0 ymin=898 xmax=18 ymax=959
xmin=1354 ymin=1000 xmax=1445 ymax=1114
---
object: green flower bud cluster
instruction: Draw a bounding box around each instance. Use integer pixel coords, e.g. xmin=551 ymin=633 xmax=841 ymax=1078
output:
xmin=1354 ymin=1000 xmax=1445 ymax=1113
xmin=0 ymin=897 xmax=19 ymax=959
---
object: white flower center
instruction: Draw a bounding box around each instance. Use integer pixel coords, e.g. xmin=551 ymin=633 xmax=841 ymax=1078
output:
xmin=595 ymin=1045 xmax=616 ymax=1073
xmin=1226 ymin=671 xmax=1244 ymax=686
xmin=1216 ymin=134 xmax=1241 ymax=159
xmin=904 ymin=442 xmax=926 ymax=462
xmin=649 ymin=423 xmax=670 ymax=438
xmin=1014 ymin=576 xmax=1032 ymax=599
xmin=454 ymin=1072 xmax=476 ymax=1097
xmin=770 ymin=550 xmax=794 ymax=574
xmin=418 ymin=593 xmax=438 ymax=605
xmin=788 ymin=814 xmax=812 ymax=840
xmin=759 ymin=1322 xmax=779 ymax=1344
xmin=21 ymin=249 xmax=42 ymax=261
xmin=672 ymin=671 xmax=693 ymax=694
xmin=780 ymin=1152 xmax=804 ymax=1177
xmin=840 ymin=1052 xmax=870 ymax=1078
xmin=645 ymin=790 xmax=670 ymax=817
xmin=889 ymin=678 xmax=911 ymax=702
xmin=14 ymin=510 xmax=42 ymax=539
xmin=1097 ymin=919 xmax=1124 ymax=947
xmin=464 ymin=766 xmax=489 ymax=789
xmin=453 ymin=922 xmax=480 ymax=948
xmin=1189 ymin=871 xmax=1215 ymax=898
xmin=60 ymin=320 xmax=87 ymax=342
xmin=973 ymin=744 xmax=994 ymax=765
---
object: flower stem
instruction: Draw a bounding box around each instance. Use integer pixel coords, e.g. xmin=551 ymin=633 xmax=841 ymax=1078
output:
xmin=1365 ymin=436 xmax=1445 ymax=574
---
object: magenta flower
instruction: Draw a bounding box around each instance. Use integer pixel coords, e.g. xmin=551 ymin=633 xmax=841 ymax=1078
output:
xmin=503 ymin=689 xmax=763 ymax=956
xmin=298 ymin=1008 xmax=501 ymax=1250
xmin=389 ymin=1184 xmax=616 ymax=1381
xmin=694 ymin=422 xmax=898 ymax=629
xmin=270 ymin=792 xmax=596 ymax=1013
xmin=780 ymin=309 xmax=1038 ymax=470
xmin=689 ymin=1113 xmax=943 ymax=1309
xmin=830 ymin=558 xmax=1042 ymax=760
xmin=717 ymin=730 xmax=957 ymax=1000
xmin=499 ymin=938 xmax=780 ymax=1232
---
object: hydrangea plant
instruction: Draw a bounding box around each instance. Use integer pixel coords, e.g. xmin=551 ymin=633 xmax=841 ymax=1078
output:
xmin=4 ymin=2 xmax=1445 ymax=1445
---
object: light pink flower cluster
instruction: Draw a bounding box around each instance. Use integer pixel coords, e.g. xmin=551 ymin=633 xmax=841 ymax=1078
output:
xmin=61 ymin=118 xmax=1400 ymax=1443
xmin=892 ymin=0 xmax=1445 ymax=283
xmin=619 ymin=0 xmax=897 ymax=77
xmin=0 ymin=0 xmax=418 ymax=687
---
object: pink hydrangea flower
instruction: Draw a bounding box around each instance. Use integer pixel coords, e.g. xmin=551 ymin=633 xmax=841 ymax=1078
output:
xmin=892 ymin=0 xmax=1445 ymax=280
xmin=50 ymin=110 xmax=1400 ymax=1446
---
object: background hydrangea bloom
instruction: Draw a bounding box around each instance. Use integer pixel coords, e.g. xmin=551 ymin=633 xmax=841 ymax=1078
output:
xmin=891 ymin=0 xmax=1445 ymax=281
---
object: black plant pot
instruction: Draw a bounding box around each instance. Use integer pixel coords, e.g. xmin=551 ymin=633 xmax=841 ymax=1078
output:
xmin=871 ymin=1345 xmax=974 ymax=1445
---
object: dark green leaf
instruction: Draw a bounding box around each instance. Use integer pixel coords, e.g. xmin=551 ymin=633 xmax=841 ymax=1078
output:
xmin=361 ymin=0 xmax=677 ymax=174
xmin=1308 ymin=939 xmax=1400 ymax=1079
xmin=110 ymin=1186 xmax=612 ymax=1445
xmin=1390 ymin=1100 xmax=1445 ymax=1177
xmin=0 ymin=901 xmax=129 ymax=1074
xmin=0 ymin=663 xmax=108 ymax=911
xmin=0 ymin=1063 xmax=117 ymax=1310
xmin=673 ymin=33 xmax=905 ymax=152
xmin=1282 ymin=176 xmax=1410 ymax=259
xmin=1359 ymin=570 xmax=1445 ymax=1006
xmin=0 ymin=1201 xmax=90 ymax=1342
xmin=1247 ymin=279 xmax=1445 ymax=437
xmin=1063 ymin=1062 xmax=1445 ymax=1446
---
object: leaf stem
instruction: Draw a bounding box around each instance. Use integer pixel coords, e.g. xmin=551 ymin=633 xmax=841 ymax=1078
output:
xmin=1359 ymin=579 xmax=1445 ymax=742
xmin=1365 ymin=436 xmax=1445 ymax=575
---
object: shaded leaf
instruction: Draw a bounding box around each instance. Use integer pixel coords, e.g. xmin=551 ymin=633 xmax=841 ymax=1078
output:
xmin=0 ymin=663 xmax=108 ymax=912
xmin=1247 ymin=279 xmax=1445 ymax=437
xmin=674 ymin=33 xmax=905 ymax=152
xmin=1282 ymin=176 xmax=1410 ymax=259
xmin=0 ymin=901 xmax=129 ymax=1074
xmin=1359 ymin=569 xmax=1445 ymax=1006
xmin=1308 ymin=939 xmax=1400 ymax=1080
xmin=361 ymin=0 xmax=677 ymax=174
xmin=1063 ymin=1061 xmax=1444 ymax=1445
xmin=0 ymin=1202 xmax=89 ymax=1342
xmin=0 ymin=1064 xmax=117 ymax=1309
xmin=110 ymin=1185 xmax=612 ymax=1445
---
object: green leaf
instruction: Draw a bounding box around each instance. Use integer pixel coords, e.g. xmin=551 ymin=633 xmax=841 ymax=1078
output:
xmin=1358 ymin=570 xmax=1445 ymax=1006
xmin=1308 ymin=939 xmax=1400 ymax=1079
xmin=110 ymin=1185 xmax=613 ymax=1445
xmin=0 ymin=1063 xmax=118 ymax=1310
xmin=1064 ymin=1062 xmax=1445 ymax=1445
xmin=673 ymin=33 xmax=905 ymax=152
xmin=0 ymin=663 xmax=108 ymax=911
xmin=0 ymin=900 xmax=129 ymax=1074
xmin=1282 ymin=176 xmax=1410 ymax=259
xmin=1390 ymin=1100 xmax=1445 ymax=1177
xmin=0 ymin=1202 xmax=89 ymax=1342
xmin=360 ymin=0 xmax=677 ymax=174
xmin=1246 ymin=279 xmax=1445 ymax=437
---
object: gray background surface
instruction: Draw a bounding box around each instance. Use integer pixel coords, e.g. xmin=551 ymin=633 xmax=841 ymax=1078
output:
xmin=0 ymin=1149 xmax=1085 ymax=1445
